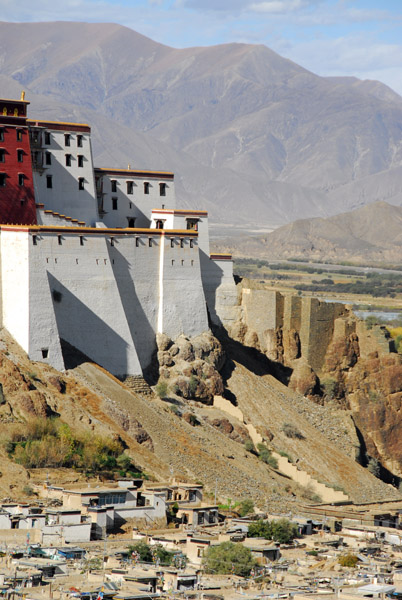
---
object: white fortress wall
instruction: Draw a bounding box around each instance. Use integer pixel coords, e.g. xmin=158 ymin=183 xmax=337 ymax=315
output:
xmin=32 ymin=128 xmax=99 ymax=226
xmin=201 ymin=253 xmax=238 ymax=328
xmin=28 ymin=229 xmax=143 ymax=377
xmin=0 ymin=228 xmax=30 ymax=352
xmin=21 ymin=227 xmax=209 ymax=376
xmin=160 ymin=234 xmax=209 ymax=340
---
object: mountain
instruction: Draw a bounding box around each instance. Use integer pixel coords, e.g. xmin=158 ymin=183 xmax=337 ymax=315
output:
xmin=213 ymin=201 xmax=402 ymax=264
xmin=1 ymin=21 xmax=402 ymax=228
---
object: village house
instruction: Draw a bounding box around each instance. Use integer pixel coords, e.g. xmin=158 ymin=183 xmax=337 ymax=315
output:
xmin=176 ymin=504 xmax=219 ymax=528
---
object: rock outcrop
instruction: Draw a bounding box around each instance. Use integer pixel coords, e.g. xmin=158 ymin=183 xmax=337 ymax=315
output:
xmin=156 ymin=331 xmax=225 ymax=404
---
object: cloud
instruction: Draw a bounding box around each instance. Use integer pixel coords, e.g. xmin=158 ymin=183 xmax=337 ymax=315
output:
xmin=272 ymin=34 xmax=402 ymax=96
xmin=181 ymin=0 xmax=321 ymax=12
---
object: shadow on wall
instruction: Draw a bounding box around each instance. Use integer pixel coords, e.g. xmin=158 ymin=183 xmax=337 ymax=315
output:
xmin=48 ymin=272 xmax=131 ymax=377
xmin=107 ymin=238 xmax=157 ymax=374
xmin=218 ymin=328 xmax=293 ymax=387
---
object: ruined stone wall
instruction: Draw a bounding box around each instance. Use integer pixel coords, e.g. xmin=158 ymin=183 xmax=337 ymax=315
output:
xmin=299 ymin=298 xmax=347 ymax=372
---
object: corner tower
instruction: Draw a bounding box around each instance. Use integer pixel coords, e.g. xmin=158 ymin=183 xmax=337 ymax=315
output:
xmin=0 ymin=93 xmax=37 ymax=225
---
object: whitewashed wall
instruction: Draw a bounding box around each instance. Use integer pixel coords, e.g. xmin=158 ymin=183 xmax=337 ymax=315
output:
xmin=33 ymin=129 xmax=98 ymax=226
xmin=98 ymin=172 xmax=175 ymax=229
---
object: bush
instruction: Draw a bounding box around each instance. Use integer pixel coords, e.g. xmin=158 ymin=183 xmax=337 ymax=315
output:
xmin=237 ymin=499 xmax=254 ymax=517
xmin=282 ymin=423 xmax=305 ymax=440
xmin=367 ymin=457 xmax=381 ymax=478
xmin=256 ymin=443 xmax=278 ymax=468
xmin=321 ymin=377 xmax=337 ymax=399
xmin=244 ymin=439 xmax=256 ymax=453
xmin=338 ymin=553 xmax=358 ymax=568
xmin=155 ymin=379 xmax=168 ymax=398
xmin=128 ymin=542 xmax=175 ymax=565
xmin=5 ymin=416 xmax=142 ymax=476
xmin=202 ymin=541 xmax=256 ymax=576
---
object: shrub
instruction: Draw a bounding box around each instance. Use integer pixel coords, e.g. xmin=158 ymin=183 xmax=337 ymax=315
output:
xmin=338 ymin=553 xmax=358 ymax=568
xmin=321 ymin=377 xmax=337 ymax=399
xmin=367 ymin=457 xmax=381 ymax=478
xmin=5 ymin=416 xmax=142 ymax=477
xmin=188 ymin=375 xmax=198 ymax=397
xmin=256 ymin=443 xmax=278 ymax=469
xmin=155 ymin=379 xmax=168 ymax=398
xmin=282 ymin=423 xmax=305 ymax=440
xmin=244 ymin=439 xmax=256 ymax=454
xmin=237 ymin=499 xmax=254 ymax=517
xmin=202 ymin=541 xmax=256 ymax=576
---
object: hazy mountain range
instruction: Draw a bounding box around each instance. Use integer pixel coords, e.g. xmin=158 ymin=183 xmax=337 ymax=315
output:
xmin=214 ymin=201 xmax=402 ymax=265
xmin=1 ymin=21 xmax=402 ymax=230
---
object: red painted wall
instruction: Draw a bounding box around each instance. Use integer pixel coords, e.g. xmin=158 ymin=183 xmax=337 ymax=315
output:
xmin=0 ymin=99 xmax=37 ymax=225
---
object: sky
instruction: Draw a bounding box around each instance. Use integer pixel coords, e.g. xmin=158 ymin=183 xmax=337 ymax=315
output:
xmin=1 ymin=0 xmax=402 ymax=96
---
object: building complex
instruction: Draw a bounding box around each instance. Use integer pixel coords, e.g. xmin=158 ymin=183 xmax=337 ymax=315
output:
xmin=0 ymin=94 xmax=237 ymax=377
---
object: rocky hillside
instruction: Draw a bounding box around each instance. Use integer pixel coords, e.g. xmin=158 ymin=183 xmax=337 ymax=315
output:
xmin=226 ymin=280 xmax=402 ymax=487
xmin=214 ymin=201 xmax=402 ymax=265
xmin=1 ymin=22 xmax=402 ymax=227
xmin=0 ymin=323 xmax=398 ymax=508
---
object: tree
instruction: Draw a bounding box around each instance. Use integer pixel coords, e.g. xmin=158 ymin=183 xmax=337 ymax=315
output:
xmin=270 ymin=518 xmax=298 ymax=544
xmin=248 ymin=519 xmax=271 ymax=539
xmin=202 ymin=542 xmax=256 ymax=577
xmin=248 ymin=518 xmax=298 ymax=544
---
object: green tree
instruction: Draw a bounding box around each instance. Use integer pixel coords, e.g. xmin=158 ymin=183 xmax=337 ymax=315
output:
xmin=270 ymin=518 xmax=298 ymax=544
xmin=202 ymin=541 xmax=256 ymax=577
xmin=248 ymin=519 xmax=272 ymax=539
xmin=128 ymin=541 xmax=152 ymax=562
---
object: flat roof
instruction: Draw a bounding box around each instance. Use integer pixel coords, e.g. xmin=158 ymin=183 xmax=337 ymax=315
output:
xmin=95 ymin=167 xmax=174 ymax=179
xmin=0 ymin=225 xmax=199 ymax=237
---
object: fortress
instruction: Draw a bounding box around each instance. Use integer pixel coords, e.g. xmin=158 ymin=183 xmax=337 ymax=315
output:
xmin=0 ymin=94 xmax=237 ymax=377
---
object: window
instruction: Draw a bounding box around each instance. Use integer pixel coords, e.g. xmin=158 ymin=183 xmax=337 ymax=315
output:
xmin=112 ymin=197 xmax=118 ymax=210
xmin=144 ymin=182 xmax=150 ymax=194
xmin=170 ymin=238 xmax=174 ymax=248
xmin=65 ymin=154 xmax=72 ymax=167
xmin=16 ymin=129 xmax=23 ymax=142
xmin=159 ymin=182 xmax=166 ymax=196
xmin=110 ymin=238 xmax=114 ymax=247
xmin=44 ymin=131 xmax=51 ymax=145
xmin=180 ymin=239 xmax=184 ymax=248
xmin=32 ymin=235 xmax=37 ymax=246
xmin=17 ymin=149 xmax=23 ymax=162
xmin=41 ymin=349 xmax=49 ymax=359
xmin=155 ymin=220 xmax=164 ymax=229
xmin=0 ymin=149 xmax=5 ymax=162
xmin=135 ymin=237 xmax=139 ymax=247
xmin=18 ymin=174 xmax=25 ymax=187
xmin=58 ymin=235 xmax=62 ymax=245
xmin=45 ymin=152 xmax=51 ymax=165
xmin=187 ymin=219 xmax=198 ymax=231
xmin=78 ymin=177 xmax=85 ymax=190
xmin=190 ymin=240 xmax=194 ymax=248
xmin=77 ymin=155 xmax=84 ymax=167
xmin=111 ymin=180 xmax=117 ymax=192
xmin=80 ymin=236 xmax=84 ymax=246
xmin=46 ymin=175 xmax=52 ymax=189
xmin=64 ymin=133 xmax=71 ymax=146
xmin=128 ymin=218 xmax=135 ymax=227
xmin=127 ymin=180 xmax=133 ymax=195
xmin=77 ymin=134 xmax=83 ymax=147
xmin=0 ymin=173 xmax=6 ymax=186
xmin=0 ymin=129 xmax=4 ymax=142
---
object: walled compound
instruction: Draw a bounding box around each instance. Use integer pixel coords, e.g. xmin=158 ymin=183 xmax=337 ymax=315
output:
xmin=0 ymin=94 xmax=237 ymax=377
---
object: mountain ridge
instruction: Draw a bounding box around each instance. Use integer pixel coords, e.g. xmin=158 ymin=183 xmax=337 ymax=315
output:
xmin=1 ymin=21 xmax=402 ymax=228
